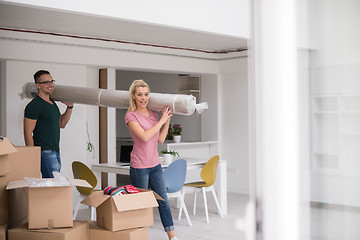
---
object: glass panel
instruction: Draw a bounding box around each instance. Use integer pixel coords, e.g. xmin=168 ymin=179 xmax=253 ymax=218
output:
xmin=298 ymin=0 xmax=360 ymax=239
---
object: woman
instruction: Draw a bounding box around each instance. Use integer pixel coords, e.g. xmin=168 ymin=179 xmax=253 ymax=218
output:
xmin=125 ymin=79 xmax=177 ymax=240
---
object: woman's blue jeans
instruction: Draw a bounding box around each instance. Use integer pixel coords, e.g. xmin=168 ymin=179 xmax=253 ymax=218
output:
xmin=130 ymin=164 xmax=174 ymax=232
xmin=41 ymin=150 xmax=61 ymax=178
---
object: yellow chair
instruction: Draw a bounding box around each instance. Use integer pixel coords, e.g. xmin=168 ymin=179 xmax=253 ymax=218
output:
xmin=72 ymin=160 xmax=98 ymax=220
xmin=182 ymin=155 xmax=223 ymax=223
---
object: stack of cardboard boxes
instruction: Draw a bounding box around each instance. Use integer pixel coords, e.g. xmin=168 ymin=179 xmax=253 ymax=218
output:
xmin=0 ymin=137 xmax=161 ymax=240
xmin=7 ymin=177 xmax=92 ymax=240
xmin=0 ymin=137 xmax=41 ymax=240
xmin=0 ymin=137 xmax=91 ymax=240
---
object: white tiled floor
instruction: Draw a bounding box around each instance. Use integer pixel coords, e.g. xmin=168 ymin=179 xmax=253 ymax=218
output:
xmin=78 ymin=193 xmax=360 ymax=239
xmin=77 ymin=192 xmax=248 ymax=240
xmin=149 ymin=192 xmax=248 ymax=240
xmin=309 ymin=203 xmax=360 ymax=240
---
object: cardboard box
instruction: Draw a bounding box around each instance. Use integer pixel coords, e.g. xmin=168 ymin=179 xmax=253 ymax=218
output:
xmin=6 ymin=178 xmax=91 ymax=229
xmin=89 ymin=221 xmax=148 ymax=240
xmin=0 ymin=146 xmax=41 ymax=227
xmin=8 ymin=221 xmax=89 ymax=240
xmin=0 ymin=224 xmax=6 ymax=240
xmin=7 ymin=146 xmax=41 ymax=228
xmin=7 ymin=146 xmax=41 ymax=181
xmin=8 ymin=188 xmax=28 ymax=228
xmin=82 ymin=189 xmax=161 ymax=231
xmin=0 ymin=177 xmax=9 ymax=226
xmin=0 ymin=137 xmax=17 ymax=176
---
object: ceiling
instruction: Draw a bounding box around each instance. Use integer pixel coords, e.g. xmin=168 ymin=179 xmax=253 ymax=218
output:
xmin=0 ymin=2 xmax=248 ymax=53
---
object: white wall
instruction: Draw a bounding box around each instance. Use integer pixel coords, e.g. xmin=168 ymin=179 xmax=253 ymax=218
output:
xmin=218 ymin=56 xmax=249 ymax=193
xmin=308 ymin=0 xmax=360 ymax=206
xmin=310 ymin=0 xmax=360 ymax=67
xmin=200 ymin=74 xmax=218 ymax=141
xmin=0 ymin=61 xmax=5 ymax=134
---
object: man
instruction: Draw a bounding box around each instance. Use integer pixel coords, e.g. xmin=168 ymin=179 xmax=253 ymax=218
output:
xmin=24 ymin=70 xmax=74 ymax=178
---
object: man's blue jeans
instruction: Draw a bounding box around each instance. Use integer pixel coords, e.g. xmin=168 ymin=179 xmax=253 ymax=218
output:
xmin=130 ymin=164 xmax=174 ymax=232
xmin=41 ymin=150 xmax=61 ymax=178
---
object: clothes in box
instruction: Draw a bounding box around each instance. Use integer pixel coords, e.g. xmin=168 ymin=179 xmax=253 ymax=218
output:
xmin=89 ymin=221 xmax=148 ymax=240
xmin=8 ymin=221 xmax=89 ymax=240
xmin=6 ymin=178 xmax=91 ymax=229
xmin=82 ymin=188 xmax=162 ymax=231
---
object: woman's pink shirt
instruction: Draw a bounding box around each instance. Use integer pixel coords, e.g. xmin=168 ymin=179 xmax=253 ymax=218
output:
xmin=125 ymin=110 xmax=160 ymax=168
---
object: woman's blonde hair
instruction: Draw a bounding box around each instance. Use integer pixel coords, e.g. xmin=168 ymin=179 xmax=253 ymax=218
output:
xmin=127 ymin=79 xmax=150 ymax=112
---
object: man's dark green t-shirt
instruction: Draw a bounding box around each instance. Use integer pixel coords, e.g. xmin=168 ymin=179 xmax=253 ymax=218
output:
xmin=24 ymin=95 xmax=61 ymax=151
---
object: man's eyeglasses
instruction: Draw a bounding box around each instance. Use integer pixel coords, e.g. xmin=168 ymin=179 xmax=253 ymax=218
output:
xmin=37 ymin=80 xmax=55 ymax=85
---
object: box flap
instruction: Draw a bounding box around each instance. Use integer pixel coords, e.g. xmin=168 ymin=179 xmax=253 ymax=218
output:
xmin=112 ymin=191 xmax=159 ymax=212
xmin=68 ymin=178 xmax=92 ymax=188
xmin=81 ymin=190 xmax=110 ymax=207
xmin=6 ymin=178 xmax=92 ymax=190
xmin=138 ymin=188 xmax=164 ymax=201
xmin=6 ymin=180 xmax=28 ymax=190
xmin=0 ymin=137 xmax=17 ymax=156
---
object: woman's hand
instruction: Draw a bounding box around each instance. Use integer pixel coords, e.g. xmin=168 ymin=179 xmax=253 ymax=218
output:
xmin=128 ymin=106 xmax=173 ymax=143
xmin=159 ymin=106 xmax=173 ymax=125
xmin=158 ymin=106 xmax=173 ymax=143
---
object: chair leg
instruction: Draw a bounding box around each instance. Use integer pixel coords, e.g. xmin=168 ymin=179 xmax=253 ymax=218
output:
xmin=202 ymin=187 xmax=209 ymax=223
xmin=210 ymin=186 xmax=223 ymax=217
xmin=178 ymin=205 xmax=183 ymax=220
xmin=90 ymin=206 xmax=96 ymax=221
xmin=179 ymin=192 xmax=192 ymax=227
xmin=178 ymin=189 xmax=184 ymax=220
xmin=193 ymin=189 xmax=197 ymax=215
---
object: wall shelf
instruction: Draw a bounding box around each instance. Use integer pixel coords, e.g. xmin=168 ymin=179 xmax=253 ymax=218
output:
xmin=178 ymin=75 xmax=200 ymax=103
xmin=311 ymin=93 xmax=360 ymax=176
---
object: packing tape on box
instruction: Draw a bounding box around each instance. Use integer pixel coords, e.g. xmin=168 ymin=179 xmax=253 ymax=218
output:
xmin=21 ymin=82 xmax=208 ymax=116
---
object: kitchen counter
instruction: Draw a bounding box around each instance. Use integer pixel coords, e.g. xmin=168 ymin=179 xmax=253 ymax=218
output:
xmin=158 ymin=141 xmax=218 ymax=159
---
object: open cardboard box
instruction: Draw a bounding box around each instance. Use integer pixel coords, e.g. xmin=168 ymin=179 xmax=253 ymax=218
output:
xmin=82 ymin=188 xmax=163 ymax=231
xmin=0 ymin=137 xmax=18 ymax=176
xmin=6 ymin=177 xmax=92 ymax=229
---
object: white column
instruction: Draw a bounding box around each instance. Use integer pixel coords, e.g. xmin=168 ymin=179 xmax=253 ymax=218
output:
xmin=218 ymin=159 xmax=227 ymax=215
xmin=107 ymin=68 xmax=117 ymax=186
xmin=252 ymin=0 xmax=300 ymax=239
xmin=0 ymin=61 xmax=6 ymax=135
